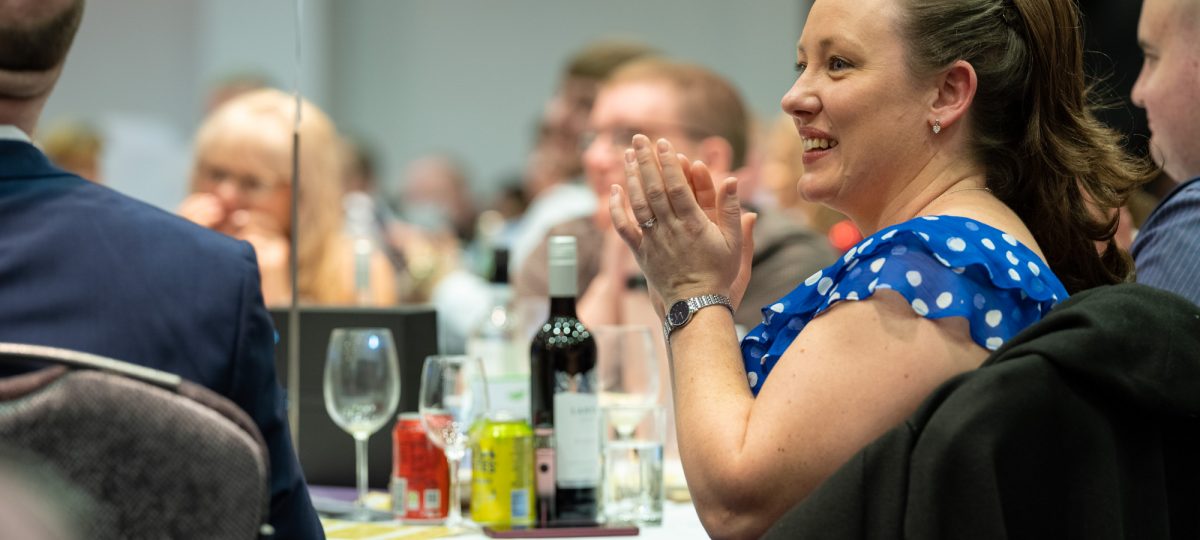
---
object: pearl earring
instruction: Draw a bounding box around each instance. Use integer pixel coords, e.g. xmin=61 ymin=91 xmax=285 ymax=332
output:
xmin=932 ymin=119 xmax=942 ymax=135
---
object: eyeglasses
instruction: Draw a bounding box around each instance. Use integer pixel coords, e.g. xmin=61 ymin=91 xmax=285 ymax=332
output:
xmin=579 ymin=123 xmax=711 ymax=155
xmin=195 ymin=163 xmax=286 ymax=201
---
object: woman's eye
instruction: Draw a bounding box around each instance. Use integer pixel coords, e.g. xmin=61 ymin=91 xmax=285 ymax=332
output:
xmin=794 ymin=62 xmax=807 ymax=77
xmin=829 ymin=57 xmax=850 ymax=71
xmin=204 ymin=166 xmax=228 ymax=181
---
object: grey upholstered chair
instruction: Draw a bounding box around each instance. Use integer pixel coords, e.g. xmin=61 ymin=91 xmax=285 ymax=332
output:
xmin=0 ymin=343 xmax=271 ymax=540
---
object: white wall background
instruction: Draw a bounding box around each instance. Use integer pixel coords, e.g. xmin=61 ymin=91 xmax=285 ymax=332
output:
xmin=39 ymin=0 xmax=808 ymax=210
xmin=40 ymin=0 xmax=330 ymax=210
xmin=329 ymin=0 xmax=807 ymax=206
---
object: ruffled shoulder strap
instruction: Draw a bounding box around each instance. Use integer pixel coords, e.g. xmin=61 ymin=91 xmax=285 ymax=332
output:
xmin=742 ymin=215 xmax=1069 ymax=394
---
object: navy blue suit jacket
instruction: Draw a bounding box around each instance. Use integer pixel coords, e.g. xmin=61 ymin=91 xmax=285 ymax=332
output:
xmin=0 ymin=140 xmax=323 ymax=539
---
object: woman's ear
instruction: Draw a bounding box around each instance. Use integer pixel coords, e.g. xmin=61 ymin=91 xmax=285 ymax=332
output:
xmin=929 ymin=59 xmax=977 ymax=132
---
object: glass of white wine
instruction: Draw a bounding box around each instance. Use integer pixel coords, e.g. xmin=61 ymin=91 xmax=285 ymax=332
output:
xmin=323 ymin=328 xmax=401 ymax=521
xmin=418 ymin=354 xmax=489 ymax=529
xmin=595 ymin=325 xmax=662 ymax=438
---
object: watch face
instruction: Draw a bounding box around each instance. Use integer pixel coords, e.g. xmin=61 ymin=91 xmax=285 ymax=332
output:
xmin=667 ymin=300 xmax=690 ymax=327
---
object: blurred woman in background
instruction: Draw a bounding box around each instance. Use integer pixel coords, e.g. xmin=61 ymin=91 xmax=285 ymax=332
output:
xmin=179 ymin=89 xmax=395 ymax=306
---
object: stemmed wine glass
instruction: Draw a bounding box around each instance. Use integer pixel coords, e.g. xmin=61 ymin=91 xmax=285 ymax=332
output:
xmin=418 ymin=355 xmax=489 ymax=529
xmin=595 ymin=325 xmax=662 ymax=438
xmin=323 ymin=328 xmax=401 ymax=521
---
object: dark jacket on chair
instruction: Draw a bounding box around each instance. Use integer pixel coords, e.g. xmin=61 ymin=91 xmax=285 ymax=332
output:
xmin=0 ymin=140 xmax=324 ymax=539
xmin=764 ymin=284 xmax=1200 ymax=539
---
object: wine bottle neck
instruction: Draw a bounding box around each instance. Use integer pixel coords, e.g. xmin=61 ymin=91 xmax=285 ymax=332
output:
xmin=353 ymin=237 xmax=374 ymax=306
xmin=548 ymin=296 xmax=578 ymax=317
xmin=489 ymin=282 xmax=513 ymax=307
xmin=548 ymin=262 xmax=577 ymax=298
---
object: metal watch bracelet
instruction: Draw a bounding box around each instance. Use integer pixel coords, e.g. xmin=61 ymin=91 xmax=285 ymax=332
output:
xmin=663 ymin=293 xmax=733 ymax=344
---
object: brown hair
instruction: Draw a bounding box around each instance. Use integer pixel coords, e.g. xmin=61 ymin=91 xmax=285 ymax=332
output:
xmin=0 ymin=0 xmax=84 ymax=72
xmin=606 ymin=58 xmax=751 ymax=170
xmin=900 ymin=0 xmax=1155 ymax=293
xmin=41 ymin=120 xmax=101 ymax=164
xmin=565 ymin=40 xmax=658 ymax=81
xmin=191 ymin=88 xmax=351 ymax=304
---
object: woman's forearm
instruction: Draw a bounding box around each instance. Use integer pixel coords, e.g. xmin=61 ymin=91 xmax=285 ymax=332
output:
xmin=667 ymin=306 xmax=785 ymax=538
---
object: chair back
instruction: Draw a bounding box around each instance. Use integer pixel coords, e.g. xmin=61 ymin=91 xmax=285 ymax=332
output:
xmin=762 ymin=284 xmax=1200 ymax=539
xmin=0 ymin=343 xmax=271 ymax=540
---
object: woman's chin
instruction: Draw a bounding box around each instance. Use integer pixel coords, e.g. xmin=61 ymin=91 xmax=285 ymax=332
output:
xmin=795 ymin=176 xmax=838 ymax=207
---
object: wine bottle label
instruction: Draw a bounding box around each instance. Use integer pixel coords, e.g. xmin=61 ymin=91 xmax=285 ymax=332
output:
xmin=554 ymin=370 xmax=596 ymax=393
xmin=468 ymin=337 xmax=529 ymax=379
xmin=552 ymin=392 xmax=600 ymax=487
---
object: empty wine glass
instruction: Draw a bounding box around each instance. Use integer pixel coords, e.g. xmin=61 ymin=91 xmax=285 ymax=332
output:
xmin=323 ymin=328 xmax=401 ymax=521
xmin=595 ymin=325 xmax=662 ymax=439
xmin=418 ymin=355 xmax=489 ymax=529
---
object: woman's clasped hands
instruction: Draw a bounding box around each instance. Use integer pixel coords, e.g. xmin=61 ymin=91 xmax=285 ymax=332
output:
xmin=608 ymin=134 xmax=757 ymax=316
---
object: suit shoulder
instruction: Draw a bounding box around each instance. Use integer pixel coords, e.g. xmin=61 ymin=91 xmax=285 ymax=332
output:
xmin=76 ymin=182 xmax=257 ymax=269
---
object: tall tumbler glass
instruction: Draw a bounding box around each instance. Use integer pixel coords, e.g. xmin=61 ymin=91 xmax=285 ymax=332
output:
xmin=601 ymin=404 xmax=665 ymax=526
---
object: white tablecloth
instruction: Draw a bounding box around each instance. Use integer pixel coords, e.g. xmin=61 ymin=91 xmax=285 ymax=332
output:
xmin=320 ymin=501 xmax=709 ymax=539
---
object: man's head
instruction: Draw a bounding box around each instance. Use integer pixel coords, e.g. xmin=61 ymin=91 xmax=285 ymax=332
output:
xmin=40 ymin=120 xmax=102 ymax=182
xmin=400 ymin=154 xmax=476 ymax=240
xmin=0 ymin=0 xmax=85 ymax=132
xmin=536 ymin=40 xmax=657 ymax=183
xmin=562 ymin=40 xmax=661 ymax=113
xmin=582 ymin=58 xmax=749 ymax=225
xmin=1132 ymin=0 xmax=1200 ymax=182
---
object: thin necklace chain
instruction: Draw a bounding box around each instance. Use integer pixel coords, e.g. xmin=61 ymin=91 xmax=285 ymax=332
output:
xmin=943 ymin=186 xmax=992 ymax=197
xmin=916 ymin=186 xmax=993 ymax=223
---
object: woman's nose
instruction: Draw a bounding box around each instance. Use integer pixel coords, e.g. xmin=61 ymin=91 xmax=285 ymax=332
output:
xmin=781 ymin=77 xmax=820 ymax=121
xmin=213 ymin=181 xmax=244 ymax=210
xmin=582 ymin=132 xmax=613 ymax=177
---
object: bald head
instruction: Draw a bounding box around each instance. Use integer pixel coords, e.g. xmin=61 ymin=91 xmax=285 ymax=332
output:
xmin=0 ymin=0 xmax=83 ymax=100
xmin=1168 ymin=0 xmax=1200 ymax=29
xmin=1133 ymin=0 xmax=1200 ymax=181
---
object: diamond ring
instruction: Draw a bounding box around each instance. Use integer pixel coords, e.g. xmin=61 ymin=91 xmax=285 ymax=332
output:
xmin=639 ymin=217 xmax=657 ymax=229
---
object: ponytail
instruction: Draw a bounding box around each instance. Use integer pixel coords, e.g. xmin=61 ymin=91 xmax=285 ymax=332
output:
xmin=901 ymin=0 xmax=1155 ymax=293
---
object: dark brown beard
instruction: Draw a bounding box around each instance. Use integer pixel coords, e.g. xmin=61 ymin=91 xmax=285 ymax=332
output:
xmin=0 ymin=0 xmax=85 ymax=72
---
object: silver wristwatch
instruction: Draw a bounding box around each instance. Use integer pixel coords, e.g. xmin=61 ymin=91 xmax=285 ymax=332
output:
xmin=663 ymin=294 xmax=734 ymax=343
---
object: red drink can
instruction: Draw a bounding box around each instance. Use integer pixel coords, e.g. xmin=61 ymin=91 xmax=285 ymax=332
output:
xmin=392 ymin=412 xmax=450 ymax=522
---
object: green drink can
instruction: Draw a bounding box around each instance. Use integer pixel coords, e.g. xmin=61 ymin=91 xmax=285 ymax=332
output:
xmin=471 ymin=412 xmax=535 ymax=526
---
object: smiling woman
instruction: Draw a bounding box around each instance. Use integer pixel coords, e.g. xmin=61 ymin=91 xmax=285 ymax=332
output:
xmin=607 ymin=0 xmax=1153 ymax=537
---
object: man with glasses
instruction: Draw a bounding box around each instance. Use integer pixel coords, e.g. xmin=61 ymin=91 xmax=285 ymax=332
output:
xmin=0 ymin=1 xmax=322 ymax=537
xmin=517 ymin=57 xmax=836 ymax=332
xmin=509 ymin=40 xmax=656 ymax=275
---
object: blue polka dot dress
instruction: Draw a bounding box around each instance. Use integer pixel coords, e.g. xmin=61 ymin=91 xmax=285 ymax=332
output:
xmin=740 ymin=215 xmax=1069 ymax=396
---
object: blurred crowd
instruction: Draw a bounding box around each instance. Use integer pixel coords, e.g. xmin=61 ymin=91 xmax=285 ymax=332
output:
xmin=39 ymin=40 xmax=865 ymax=353
xmin=28 ymin=13 xmax=1173 ymax=465
xmin=12 ymin=0 xmax=1200 ymax=537
xmin=35 ymin=17 xmax=1164 ymax=360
